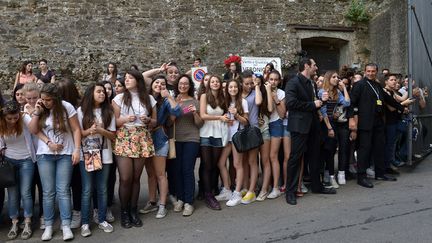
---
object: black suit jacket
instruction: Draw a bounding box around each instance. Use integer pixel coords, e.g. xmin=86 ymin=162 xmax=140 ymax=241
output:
xmin=347 ymin=78 xmax=405 ymax=131
xmin=285 ymin=74 xmax=319 ymax=134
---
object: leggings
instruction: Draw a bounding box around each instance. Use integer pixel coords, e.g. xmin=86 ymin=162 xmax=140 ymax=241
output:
xmin=200 ymin=146 xmax=223 ymax=194
xmin=116 ymin=156 xmax=146 ymax=209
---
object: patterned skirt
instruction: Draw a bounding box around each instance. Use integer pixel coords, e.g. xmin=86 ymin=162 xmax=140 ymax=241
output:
xmin=114 ymin=125 xmax=155 ymax=158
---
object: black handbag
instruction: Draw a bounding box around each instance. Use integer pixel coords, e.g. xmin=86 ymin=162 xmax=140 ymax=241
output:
xmin=0 ymin=154 xmax=16 ymax=188
xmin=232 ymin=119 xmax=264 ymax=153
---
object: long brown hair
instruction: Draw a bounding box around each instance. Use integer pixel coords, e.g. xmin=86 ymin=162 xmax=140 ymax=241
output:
xmin=0 ymin=100 xmax=23 ymax=137
xmin=224 ymin=79 xmax=244 ymax=115
xmin=38 ymin=83 xmax=68 ymax=133
xmin=122 ymin=69 xmax=153 ymax=116
xmin=80 ymin=83 xmax=113 ymax=130
xmin=323 ymin=71 xmax=339 ymax=100
xmin=206 ymin=75 xmax=226 ymax=111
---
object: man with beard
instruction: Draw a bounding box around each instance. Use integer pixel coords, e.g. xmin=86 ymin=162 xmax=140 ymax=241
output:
xmin=284 ymin=57 xmax=336 ymax=206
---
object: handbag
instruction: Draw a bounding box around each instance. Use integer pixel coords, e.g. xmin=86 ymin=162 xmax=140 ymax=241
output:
xmin=0 ymin=137 xmax=16 ymax=187
xmin=82 ymin=137 xmax=104 ymax=172
xmin=168 ymin=124 xmax=176 ymax=159
xmin=232 ymin=118 xmax=264 ymax=153
xmin=332 ymin=105 xmax=347 ymax=123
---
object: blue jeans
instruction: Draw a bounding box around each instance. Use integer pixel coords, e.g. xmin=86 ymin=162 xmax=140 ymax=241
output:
xmin=37 ymin=154 xmax=73 ymax=226
xmin=6 ymin=157 xmax=34 ymax=219
xmin=79 ymin=161 xmax=110 ymax=224
xmin=385 ymin=123 xmax=398 ymax=168
xmin=174 ymin=142 xmax=200 ymax=204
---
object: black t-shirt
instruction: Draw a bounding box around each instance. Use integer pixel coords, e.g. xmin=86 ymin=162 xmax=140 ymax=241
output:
xmin=36 ymin=70 xmax=55 ymax=83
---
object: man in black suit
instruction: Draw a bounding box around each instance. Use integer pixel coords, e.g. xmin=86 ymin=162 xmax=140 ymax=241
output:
xmin=348 ymin=63 xmax=406 ymax=188
xmin=285 ymin=57 xmax=336 ymax=205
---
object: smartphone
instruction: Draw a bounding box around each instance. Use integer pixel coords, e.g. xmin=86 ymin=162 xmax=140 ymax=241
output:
xmin=182 ymin=106 xmax=191 ymax=114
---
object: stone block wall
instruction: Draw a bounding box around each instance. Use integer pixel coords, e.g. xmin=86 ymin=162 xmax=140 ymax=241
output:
xmin=0 ymin=0 xmax=392 ymax=92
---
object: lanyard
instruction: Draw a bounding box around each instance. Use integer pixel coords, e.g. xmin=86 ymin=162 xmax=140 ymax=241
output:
xmin=366 ymin=81 xmax=380 ymax=100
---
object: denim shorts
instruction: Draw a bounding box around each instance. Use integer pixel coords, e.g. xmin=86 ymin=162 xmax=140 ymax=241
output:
xmin=200 ymin=137 xmax=223 ymax=148
xmin=261 ymin=129 xmax=271 ymax=141
xmin=269 ymin=119 xmax=290 ymax=138
xmin=155 ymin=141 xmax=169 ymax=157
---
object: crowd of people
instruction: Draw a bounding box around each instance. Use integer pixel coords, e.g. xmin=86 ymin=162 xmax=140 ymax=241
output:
xmin=0 ymin=56 xmax=427 ymax=241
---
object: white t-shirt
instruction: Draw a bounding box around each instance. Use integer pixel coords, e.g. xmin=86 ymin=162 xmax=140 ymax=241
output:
xmin=228 ymin=99 xmax=249 ymax=140
xmin=77 ymin=107 xmax=116 ymax=164
xmin=269 ymin=89 xmax=286 ymax=123
xmin=112 ymin=91 xmax=157 ymax=127
xmin=37 ymin=101 xmax=77 ymax=155
xmin=4 ymin=115 xmax=32 ymax=160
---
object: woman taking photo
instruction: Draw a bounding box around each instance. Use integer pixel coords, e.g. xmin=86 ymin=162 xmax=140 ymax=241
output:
xmin=1 ymin=101 xmax=36 ymax=240
xmin=28 ymin=83 xmax=81 ymax=241
xmin=112 ymin=69 xmax=156 ymax=228
xmin=77 ymin=83 xmax=116 ymax=236
xmin=173 ymin=75 xmax=203 ymax=216
xmin=199 ymin=75 xmax=229 ymax=210
xmin=143 ymin=75 xmax=180 ymax=219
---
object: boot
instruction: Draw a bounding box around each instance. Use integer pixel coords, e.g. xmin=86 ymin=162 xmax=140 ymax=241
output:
xmin=129 ymin=207 xmax=143 ymax=227
xmin=120 ymin=208 xmax=132 ymax=229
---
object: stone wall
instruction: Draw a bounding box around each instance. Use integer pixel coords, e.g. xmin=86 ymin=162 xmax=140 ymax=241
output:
xmin=0 ymin=0 xmax=392 ymax=92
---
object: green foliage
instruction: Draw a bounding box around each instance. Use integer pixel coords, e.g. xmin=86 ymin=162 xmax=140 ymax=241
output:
xmin=345 ymin=0 xmax=370 ymax=23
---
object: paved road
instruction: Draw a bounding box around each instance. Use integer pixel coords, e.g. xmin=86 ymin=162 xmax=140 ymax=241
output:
xmin=1 ymin=157 xmax=432 ymax=243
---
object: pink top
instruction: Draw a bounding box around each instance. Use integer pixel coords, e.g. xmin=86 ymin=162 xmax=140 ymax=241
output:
xmin=18 ymin=72 xmax=36 ymax=84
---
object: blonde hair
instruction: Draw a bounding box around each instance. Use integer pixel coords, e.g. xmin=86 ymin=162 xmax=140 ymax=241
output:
xmin=22 ymin=82 xmax=40 ymax=95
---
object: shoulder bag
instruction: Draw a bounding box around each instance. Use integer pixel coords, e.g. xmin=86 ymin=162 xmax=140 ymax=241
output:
xmin=232 ymin=118 xmax=264 ymax=153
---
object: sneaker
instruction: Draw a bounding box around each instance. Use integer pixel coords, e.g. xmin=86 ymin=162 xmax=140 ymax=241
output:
xmin=21 ymin=221 xmax=32 ymax=240
xmin=81 ymin=224 xmax=92 ymax=237
xmin=323 ymin=170 xmax=330 ymax=184
xmin=226 ymin=191 xmax=242 ymax=207
xmin=279 ymin=186 xmax=286 ymax=193
xmin=98 ymin=221 xmax=114 ymax=233
xmin=349 ymin=163 xmax=357 ymax=174
xmin=338 ymin=171 xmax=346 ymax=185
xmin=174 ymin=200 xmax=184 ymax=212
xmin=330 ymin=175 xmax=339 ymax=189
xmin=156 ymin=206 xmax=167 ymax=219
xmin=240 ymin=189 xmax=248 ymax=197
xmin=71 ymin=210 xmax=81 ymax=229
xmin=62 ymin=225 xmax=74 ymax=241
xmin=267 ymin=188 xmax=282 ymax=199
xmin=106 ymin=208 xmax=115 ymax=223
xmin=301 ymin=182 xmax=308 ymax=193
xmin=7 ymin=221 xmax=19 ymax=240
xmin=366 ymin=167 xmax=375 ymax=178
xmin=168 ymin=194 xmax=177 ymax=205
xmin=93 ymin=209 xmax=99 ymax=224
xmin=241 ymin=192 xmax=256 ymax=204
xmin=182 ymin=203 xmax=194 ymax=217
xmin=139 ymin=201 xmax=159 ymax=214
xmin=256 ymin=191 xmax=268 ymax=201
xmin=40 ymin=217 xmax=45 ymax=230
xmin=41 ymin=226 xmax=53 ymax=241
xmin=215 ymin=187 xmax=232 ymax=201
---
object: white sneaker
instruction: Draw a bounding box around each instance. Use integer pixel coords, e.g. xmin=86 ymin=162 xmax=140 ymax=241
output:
xmin=366 ymin=167 xmax=375 ymax=178
xmin=174 ymin=200 xmax=184 ymax=212
xmin=41 ymin=226 xmax=53 ymax=241
xmin=267 ymin=188 xmax=281 ymax=199
xmin=62 ymin=225 xmax=74 ymax=241
xmin=226 ymin=191 xmax=242 ymax=207
xmin=330 ymin=175 xmax=339 ymax=189
xmin=70 ymin=210 xmax=81 ymax=229
xmin=155 ymin=206 xmax=167 ymax=219
xmin=93 ymin=209 xmax=99 ymax=224
xmin=81 ymin=224 xmax=91 ymax=237
xmin=139 ymin=201 xmax=159 ymax=214
xmin=301 ymin=182 xmax=308 ymax=193
xmin=98 ymin=221 xmax=114 ymax=233
xmin=338 ymin=171 xmax=346 ymax=185
xmin=106 ymin=208 xmax=115 ymax=223
xmin=40 ymin=217 xmax=46 ymax=230
xmin=215 ymin=187 xmax=232 ymax=201
xmin=182 ymin=203 xmax=194 ymax=217
xmin=256 ymin=191 xmax=269 ymax=201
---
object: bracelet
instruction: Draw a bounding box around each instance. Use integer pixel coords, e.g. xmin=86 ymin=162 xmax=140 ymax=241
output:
xmin=32 ymin=112 xmax=41 ymax=117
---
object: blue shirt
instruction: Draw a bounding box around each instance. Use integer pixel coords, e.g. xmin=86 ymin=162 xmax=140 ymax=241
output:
xmin=152 ymin=98 xmax=181 ymax=150
xmin=318 ymin=89 xmax=350 ymax=118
